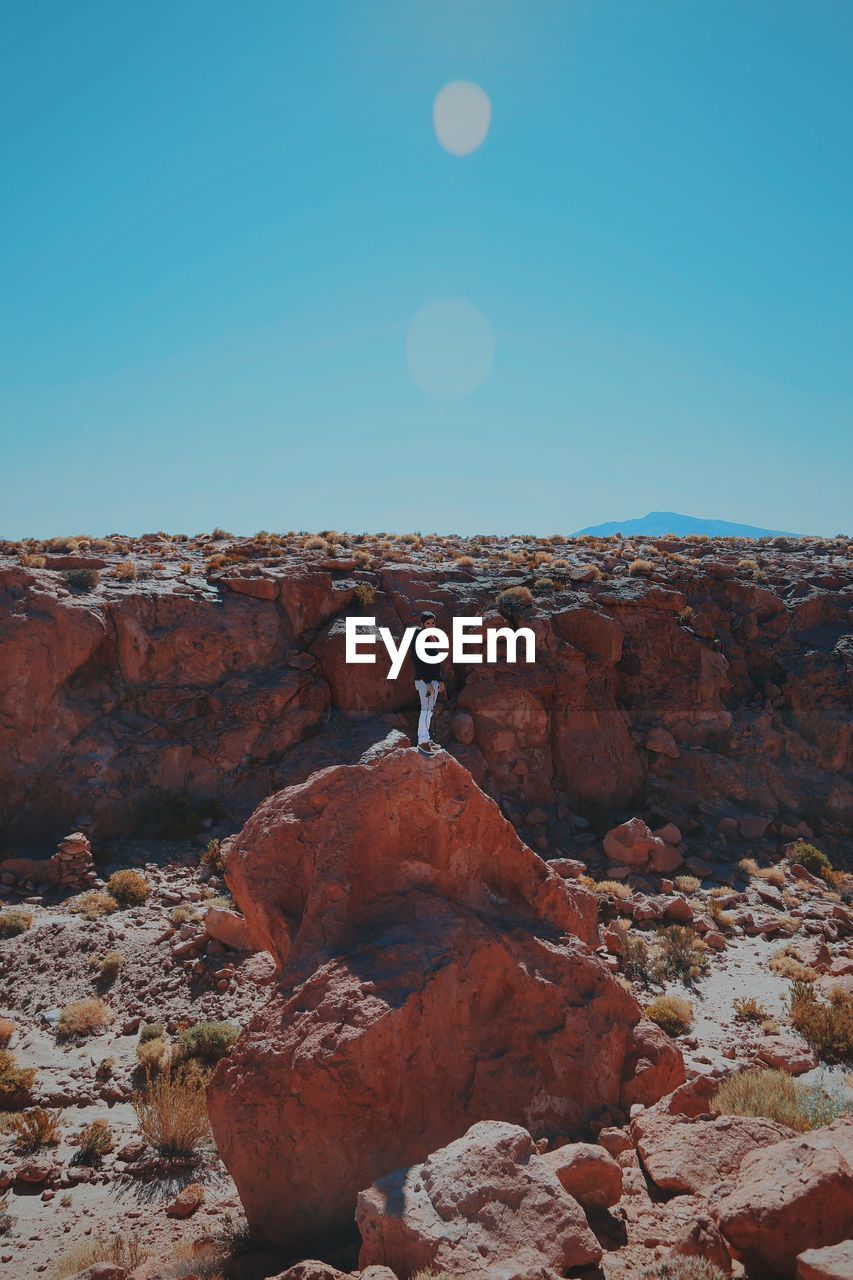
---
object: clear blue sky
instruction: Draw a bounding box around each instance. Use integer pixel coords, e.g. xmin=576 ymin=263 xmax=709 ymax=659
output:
xmin=2 ymin=1 xmax=851 ymax=537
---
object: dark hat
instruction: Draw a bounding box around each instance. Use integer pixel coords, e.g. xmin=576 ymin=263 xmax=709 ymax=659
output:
xmin=420 ymin=610 xmax=437 ymax=624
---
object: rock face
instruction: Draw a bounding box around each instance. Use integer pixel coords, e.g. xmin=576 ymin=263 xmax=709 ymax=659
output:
xmin=714 ymin=1118 xmax=853 ymax=1276
xmin=207 ymin=739 xmax=682 ymax=1252
xmin=631 ymin=1105 xmax=795 ymax=1194
xmin=2 ymin=537 xmax=851 ymax=845
xmin=355 ymin=1121 xmax=603 ymax=1278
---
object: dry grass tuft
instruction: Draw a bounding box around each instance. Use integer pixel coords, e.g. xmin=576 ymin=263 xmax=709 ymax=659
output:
xmin=0 ymin=1018 xmax=15 ymax=1049
xmin=654 ymin=925 xmax=708 ymax=983
xmin=628 ymin=558 xmax=655 ymax=576
xmin=93 ymin=950 xmax=125 ymax=981
xmin=112 ymin=559 xmax=138 ymax=580
xmin=713 ymin=1067 xmax=851 ymax=1131
xmin=13 ymin=1106 xmax=62 ymax=1151
xmin=770 ymin=944 xmax=817 ymax=983
xmin=75 ymin=1118 xmax=115 ymax=1163
xmin=593 ymin=879 xmax=633 ymax=902
xmin=644 ymin=994 xmax=693 ymax=1037
xmin=756 ymin=865 xmax=786 ymax=887
xmin=643 ymin=1259 xmax=728 ymax=1280
xmin=788 ymin=981 xmax=853 ymax=1064
xmin=0 ymin=909 xmax=33 ymax=938
xmin=132 ymin=1062 xmax=212 ymax=1159
xmin=673 ymin=875 xmax=700 ymax=894
xmin=785 ymin=840 xmax=833 ymax=881
xmin=496 ymin=585 xmax=533 ymax=618
xmin=52 ymin=1233 xmax=147 ymax=1279
xmin=57 ymin=998 xmax=113 ymax=1039
xmin=733 ymin=996 xmax=771 ymax=1024
xmin=106 ymin=869 xmax=150 ymax=906
xmin=0 ymin=1049 xmax=36 ymax=1108
xmin=67 ymin=890 xmax=118 ymax=920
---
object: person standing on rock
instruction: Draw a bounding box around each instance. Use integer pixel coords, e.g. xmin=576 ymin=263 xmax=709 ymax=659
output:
xmin=413 ymin=610 xmax=446 ymax=756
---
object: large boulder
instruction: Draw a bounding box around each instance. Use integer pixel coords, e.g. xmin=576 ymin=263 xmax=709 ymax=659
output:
xmin=714 ymin=1118 xmax=853 ymax=1276
xmin=208 ymin=737 xmax=682 ymax=1253
xmin=356 ymin=1121 xmax=603 ymax=1278
xmin=631 ymin=1106 xmax=795 ymax=1194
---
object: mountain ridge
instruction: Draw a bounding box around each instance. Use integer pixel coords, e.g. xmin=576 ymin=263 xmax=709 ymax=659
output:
xmin=575 ymin=510 xmax=800 ymax=538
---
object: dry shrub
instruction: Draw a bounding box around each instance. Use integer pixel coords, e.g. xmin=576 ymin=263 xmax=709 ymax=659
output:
xmin=788 ymin=981 xmax=853 ymax=1064
xmin=733 ymin=996 xmax=771 ymax=1024
xmin=713 ymin=1067 xmax=851 ymax=1131
xmin=770 ymin=944 xmax=817 ymax=982
xmin=653 ymin=925 xmax=708 ymax=983
xmin=132 ymin=1062 xmax=211 ymax=1159
xmin=594 ymin=879 xmax=632 ymax=902
xmin=169 ymin=904 xmax=199 ymax=926
xmin=534 ymin=576 xmax=555 ymax=592
xmin=19 ymin=553 xmax=46 ymax=568
xmin=673 ymin=875 xmax=700 ymax=894
xmin=454 ymin=555 xmax=475 ymax=567
xmin=57 ymin=997 xmax=113 ymax=1039
xmin=75 ymin=1118 xmax=114 ymax=1163
xmin=137 ymin=1036 xmax=169 ymax=1071
xmin=708 ymin=897 xmax=734 ymax=931
xmin=13 ymin=1106 xmax=62 ymax=1151
xmin=177 ymin=1020 xmax=239 ymax=1064
xmin=644 ymin=1260 xmax=728 ymax=1280
xmin=0 ymin=909 xmax=33 ymax=938
xmin=628 ymin=558 xmax=655 ymax=576
xmin=52 ymin=1233 xmax=147 ymax=1279
xmin=0 ymin=1018 xmax=15 ymax=1049
xmin=351 ymin=582 xmax=376 ymax=611
xmin=496 ymin=585 xmax=533 ymax=618
xmin=180 ymin=560 xmax=193 ymax=573
xmin=756 ymin=865 xmax=786 ymax=887
xmin=0 ymin=1191 xmax=12 ymax=1235
xmin=644 ymin=994 xmax=693 ymax=1037
xmin=68 ymin=890 xmax=118 ymax=920
xmin=739 ymin=857 xmax=760 ymax=877
xmin=303 ymin=536 xmax=329 ymax=552
xmin=201 ymin=837 xmax=227 ymax=874
xmin=621 ymin=931 xmax=654 ymax=986
xmin=0 ymin=1049 xmax=36 ymax=1108
xmin=93 ymin=950 xmax=125 ymax=981
xmin=112 ymin=560 xmax=137 ymax=580
xmin=106 ymin=869 xmax=150 ymax=906
xmin=63 ymin=567 xmax=99 ymax=590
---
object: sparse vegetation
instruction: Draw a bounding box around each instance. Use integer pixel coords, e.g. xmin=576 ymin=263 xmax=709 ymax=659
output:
xmin=593 ymin=879 xmax=633 ymax=902
xmin=770 ymin=944 xmax=817 ymax=982
xmin=0 ymin=1192 xmax=13 ymax=1235
xmin=75 ymin=1118 xmax=115 ymax=1163
xmin=786 ymin=840 xmax=833 ymax=881
xmin=93 ymin=949 xmax=125 ymax=981
xmin=621 ymin=931 xmax=654 ymax=986
xmin=106 ymin=869 xmax=151 ymax=906
xmin=132 ymin=1062 xmax=211 ymax=1160
xmin=351 ymin=582 xmax=377 ymax=612
xmin=19 ymin=553 xmax=46 ymax=568
xmin=0 ymin=1049 xmax=36 ymax=1108
xmin=57 ymin=997 xmax=113 ymax=1039
xmin=68 ymin=890 xmax=118 ymax=920
xmin=62 ymin=567 xmax=99 ymax=590
xmin=788 ymin=981 xmax=853 ymax=1064
xmin=653 ymin=925 xmax=709 ymax=983
xmin=177 ymin=1020 xmax=239 ymax=1064
xmin=496 ymin=585 xmax=533 ymax=619
xmin=0 ymin=909 xmax=33 ymax=938
xmin=628 ymin=558 xmax=655 ymax=576
xmin=645 ymin=994 xmax=694 ymax=1037
xmin=733 ymin=996 xmax=771 ymax=1024
xmin=643 ymin=1260 xmax=728 ymax=1280
xmin=201 ymin=837 xmax=227 ymax=874
xmin=713 ymin=1067 xmax=851 ymax=1131
xmin=673 ymin=875 xmax=700 ymax=894
xmin=112 ymin=559 xmax=138 ymax=580
xmin=137 ymin=1035 xmax=169 ymax=1071
xmin=708 ymin=897 xmax=734 ymax=931
xmin=169 ymin=904 xmax=199 ymax=926
xmin=0 ymin=1018 xmax=14 ymax=1049
xmin=52 ymin=1233 xmax=147 ymax=1279
xmin=13 ymin=1106 xmax=62 ymax=1151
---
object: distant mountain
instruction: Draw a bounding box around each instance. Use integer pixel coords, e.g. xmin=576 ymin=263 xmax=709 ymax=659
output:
xmin=575 ymin=511 xmax=799 ymax=539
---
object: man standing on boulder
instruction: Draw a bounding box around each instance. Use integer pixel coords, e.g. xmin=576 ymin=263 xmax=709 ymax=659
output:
xmin=412 ymin=610 xmax=446 ymax=756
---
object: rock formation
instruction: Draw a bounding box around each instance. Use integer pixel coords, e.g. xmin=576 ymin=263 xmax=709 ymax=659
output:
xmin=206 ymin=736 xmax=682 ymax=1252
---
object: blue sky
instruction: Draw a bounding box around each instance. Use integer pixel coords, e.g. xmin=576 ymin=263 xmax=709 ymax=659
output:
xmin=2 ymin=0 xmax=851 ymax=537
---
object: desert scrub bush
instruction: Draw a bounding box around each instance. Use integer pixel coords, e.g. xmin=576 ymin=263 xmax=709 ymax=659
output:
xmin=52 ymin=1233 xmax=147 ymax=1279
xmin=112 ymin=559 xmax=137 ymax=580
xmin=106 ymin=869 xmax=151 ymax=906
xmin=74 ymin=1118 xmax=114 ymax=1163
xmin=62 ymin=567 xmax=99 ymax=590
xmin=733 ymin=996 xmax=771 ymax=1024
xmin=0 ymin=1192 xmax=12 ymax=1235
xmin=13 ymin=1106 xmax=62 ymax=1151
xmin=756 ymin=865 xmax=786 ymax=887
xmin=303 ymin=536 xmax=329 ymax=552
xmin=653 ymin=925 xmax=708 ymax=983
xmin=643 ymin=1260 xmax=727 ymax=1280
xmin=713 ymin=1068 xmax=851 ymax=1132
xmin=787 ymin=982 xmax=853 ymax=1064
xmin=0 ymin=1049 xmax=36 ymax=1108
xmin=0 ymin=1018 xmax=14 ymax=1049
xmin=770 ymin=944 xmax=817 ymax=982
xmin=708 ymin=897 xmax=734 ymax=931
xmin=533 ymin=576 xmax=556 ymax=592
xmin=57 ymin=997 xmax=113 ymax=1039
xmin=351 ymin=582 xmax=376 ymax=612
xmin=454 ymin=555 xmax=475 ymax=567
xmin=628 ymin=558 xmax=655 ymax=576
xmin=593 ymin=879 xmax=633 ymax=902
xmin=169 ymin=904 xmax=199 ymax=926
xmin=93 ymin=949 xmax=125 ymax=981
xmin=0 ymin=909 xmax=33 ymax=938
xmin=201 ymin=837 xmax=227 ymax=874
xmin=644 ymin=994 xmax=693 ymax=1037
xmin=132 ymin=1062 xmax=211 ymax=1159
xmin=786 ymin=840 xmax=833 ymax=881
xmin=137 ymin=1035 xmax=169 ymax=1071
xmin=19 ymin=553 xmax=46 ymax=568
xmin=621 ymin=931 xmax=654 ymax=986
xmin=177 ymin=1020 xmax=239 ymax=1064
xmin=739 ymin=857 xmax=760 ymax=877
xmin=68 ymin=889 xmax=117 ymax=920
xmin=496 ymin=585 xmax=533 ymax=619
xmin=673 ymin=875 xmax=700 ymax=894
xmin=179 ymin=559 xmax=193 ymax=573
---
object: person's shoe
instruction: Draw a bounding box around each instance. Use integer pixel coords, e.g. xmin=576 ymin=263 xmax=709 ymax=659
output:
xmin=417 ymin=742 xmax=434 ymax=757
xmin=428 ymin=739 xmax=443 ymax=752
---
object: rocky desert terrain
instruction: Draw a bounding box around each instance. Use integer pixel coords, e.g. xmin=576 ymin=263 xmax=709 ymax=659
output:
xmin=0 ymin=527 xmax=851 ymax=1280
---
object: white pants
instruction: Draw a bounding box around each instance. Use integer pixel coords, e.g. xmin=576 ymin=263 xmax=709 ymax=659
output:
xmin=415 ymin=679 xmax=439 ymax=744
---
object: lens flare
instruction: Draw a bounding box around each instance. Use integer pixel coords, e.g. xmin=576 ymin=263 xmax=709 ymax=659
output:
xmin=433 ymin=81 xmax=491 ymax=156
xmin=405 ymin=299 xmax=494 ymax=401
